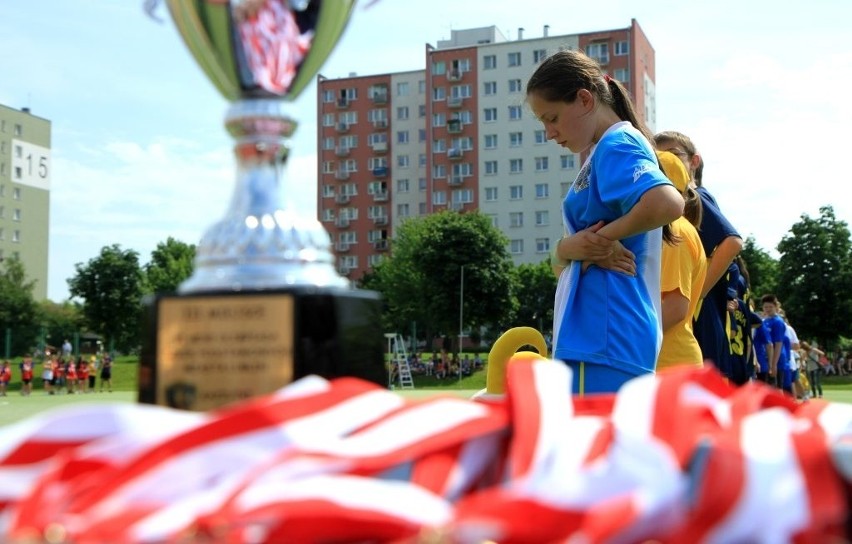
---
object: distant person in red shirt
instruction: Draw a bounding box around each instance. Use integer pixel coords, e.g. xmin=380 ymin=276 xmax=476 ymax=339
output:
xmin=77 ymin=357 xmax=90 ymax=394
xmin=21 ymin=358 xmax=34 ymax=396
xmin=0 ymin=360 xmax=12 ymax=397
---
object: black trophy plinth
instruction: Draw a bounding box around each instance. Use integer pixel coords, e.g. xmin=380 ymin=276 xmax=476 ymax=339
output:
xmin=139 ymin=286 xmax=384 ymax=411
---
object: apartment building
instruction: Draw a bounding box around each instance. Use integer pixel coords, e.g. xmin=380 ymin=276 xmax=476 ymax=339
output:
xmin=0 ymin=104 xmax=51 ymax=300
xmin=317 ymin=19 xmax=655 ymax=280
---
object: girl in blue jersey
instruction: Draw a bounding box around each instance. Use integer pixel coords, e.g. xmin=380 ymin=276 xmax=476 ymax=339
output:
xmin=526 ymin=50 xmax=684 ymax=395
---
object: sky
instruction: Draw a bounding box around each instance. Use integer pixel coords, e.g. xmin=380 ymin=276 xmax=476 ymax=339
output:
xmin=2 ymin=0 xmax=851 ymax=302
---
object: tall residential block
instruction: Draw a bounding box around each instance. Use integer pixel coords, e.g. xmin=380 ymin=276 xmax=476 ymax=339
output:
xmin=317 ymin=20 xmax=655 ymax=280
xmin=0 ymin=104 xmax=51 ymax=300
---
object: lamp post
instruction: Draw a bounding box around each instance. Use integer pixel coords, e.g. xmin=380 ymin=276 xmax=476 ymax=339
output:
xmin=458 ymin=265 xmax=464 ymax=382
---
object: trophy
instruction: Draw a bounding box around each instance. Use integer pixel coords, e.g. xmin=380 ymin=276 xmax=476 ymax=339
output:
xmin=139 ymin=0 xmax=385 ymax=411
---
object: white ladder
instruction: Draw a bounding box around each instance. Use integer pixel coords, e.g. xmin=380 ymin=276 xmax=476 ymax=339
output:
xmin=391 ymin=334 xmax=414 ymax=389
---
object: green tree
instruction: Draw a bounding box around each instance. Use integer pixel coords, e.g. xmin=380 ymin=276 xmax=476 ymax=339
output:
xmin=739 ymin=235 xmax=778 ymax=300
xmin=0 ymin=256 xmax=39 ymax=356
xmin=143 ymin=237 xmax=196 ymax=294
xmin=775 ymin=206 xmax=852 ymax=347
xmin=511 ymin=260 xmax=557 ymax=333
xmin=37 ymin=300 xmax=86 ymax=352
xmin=68 ymin=244 xmax=144 ymax=354
xmin=362 ymin=211 xmax=516 ymax=349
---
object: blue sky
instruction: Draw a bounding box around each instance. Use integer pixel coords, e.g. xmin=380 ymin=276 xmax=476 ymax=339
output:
xmin=2 ymin=0 xmax=850 ymax=301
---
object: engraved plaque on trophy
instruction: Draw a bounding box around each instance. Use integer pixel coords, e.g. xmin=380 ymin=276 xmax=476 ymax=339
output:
xmin=139 ymin=0 xmax=385 ymax=411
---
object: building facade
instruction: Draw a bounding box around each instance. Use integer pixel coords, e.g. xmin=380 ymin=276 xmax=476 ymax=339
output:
xmin=317 ymin=20 xmax=655 ymax=280
xmin=0 ymin=104 xmax=51 ymax=300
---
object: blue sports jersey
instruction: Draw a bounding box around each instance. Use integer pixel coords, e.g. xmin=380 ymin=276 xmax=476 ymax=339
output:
xmin=553 ymin=122 xmax=671 ymax=377
xmin=752 ymin=321 xmax=772 ymax=373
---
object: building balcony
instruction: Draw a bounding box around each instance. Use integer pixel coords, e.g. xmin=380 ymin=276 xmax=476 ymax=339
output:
xmin=447 ymin=96 xmax=463 ymax=108
xmin=447 ymin=147 xmax=463 ymax=160
xmin=334 ymin=170 xmax=350 ymax=180
xmin=336 ymin=122 xmax=350 ymax=133
xmin=373 ymin=191 xmax=388 ymax=202
xmin=449 ymin=201 xmax=464 ymax=211
xmin=335 ymin=194 xmax=351 ymax=204
xmin=335 ymin=217 xmax=350 ymax=228
xmin=335 ymin=241 xmax=351 ymax=253
xmin=337 ymin=97 xmax=350 ymax=109
xmin=372 ymin=166 xmax=388 ymax=177
xmin=373 ymin=239 xmax=389 ymax=251
xmin=372 ymin=118 xmax=388 ymax=129
xmin=335 ymin=146 xmax=350 ymax=157
xmin=448 ymin=175 xmax=464 ymax=186
xmin=338 ymin=264 xmax=354 ymax=276
xmin=372 ymin=141 xmax=388 ymax=154
xmin=373 ymin=215 xmax=388 ymax=226
xmin=447 ymin=69 xmax=462 ymax=82
xmin=370 ymin=90 xmax=388 ymax=104
xmin=447 ymin=119 xmax=462 ymax=134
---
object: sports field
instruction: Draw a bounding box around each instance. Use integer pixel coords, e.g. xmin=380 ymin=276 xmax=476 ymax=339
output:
xmin=0 ymin=383 xmax=849 ymax=428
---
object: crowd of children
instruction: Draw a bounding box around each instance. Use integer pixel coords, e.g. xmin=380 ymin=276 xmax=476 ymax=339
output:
xmin=0 ymin=351 xmax=114 ymax=397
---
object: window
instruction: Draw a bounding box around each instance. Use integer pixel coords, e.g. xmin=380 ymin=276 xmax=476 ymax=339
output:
xmin=397 ymin=203 xmax=410 ymax=217
xmin=419 ymin=154 xmax=427 ymax=168
xmin=484 ymin=134 xmax=498 ymax=149
xmin=419 ymin=177 xmax=427 ymax=191
xmin=535 ymin=156 xmax=549 ymax=172
xmin=614 ymin=68 xmax=629 ymax=83
xmin=13 ymin=209 xmax=21 ymax=221
xmin=418 ymin=105 xmax=426 ymax=118
xmin=483 ymin=108 xmax=497 ymax=122
xmin=483 ymin=55 xmax=496 ymax=69
xmin=368 ymin=157 xmax=387 ymax=170
xmin=397 ymin=106 xmax=409 ymax=120
xmin=397 ymin=179 xmax=410 ymax=192
xmin=12 ymin=187 xmax=21 ymax=200
xmin=322 ymin=90 xmax=334 ymax=103
xmin=369 ymin=254 xmax=384 ymax=267
xmin=535 ymin=183 xmax=549 ymax=198
xmin=508 ymin=79 xmax=523 ymax=93
xmin=560 ymin=154 xmax=576 ymax=169
xmin=0 ymin=206 xmax=3 ymax=218
xmin=450 ymin=84 xmax=472 ymax=98
xmin=488 ymin=215 xmax=498 ymax=227
xmin=452 ymin=189 xmax=473 ymax=203
xmin=534 ymin=130 xmax=547 ymax=144
xmin=13 ymin=166 xmax=21 ymax=180
xmin=432 ymin=86 xmax=446 ymax=101
xmin=485 ymin=187 xmax=498 ymax=201
xmin=322 ymin=184 xmax=335 ymax=198
xmin=432 ymin=60 xmax=446 ymax=75
xmin=510 ymin=159 xmax=523 ymax=173
xmin=451 ymin=163 xmax=472 ymax=177
xmin=339 ymin=111 xmax=357 ymax=124
xmin=508 ymin=52 xmax=521 ymax=67
xmin=432 ymin=139 xmax=446 ymax=152
xmin=451 ymin=136 xmax=473 ymax=150
xmin=14 ymin=145 xmax=22 ymax=158
xmin=483 ymin=81 xmax=497 ymax=95
xmin=433 ymin=164 xmax=446 ymax=178
xmin=508 ymin=105 xmax=522 ymax=120
xmin=397 ymin=155 xmax=410 ymax=168
xmin=509 ymin=132 xmax=523 ymax=147
xmin=397 ymin=81 xmax=410 ymax=96
xmin=0 ymin=228 xmax=3 ymax=240
xmin=432 ymin=191 xmax=447 ymax=205
xmin=615 ymin=41 xmax=629 ymax=56
xmin=533 ymin=49 xmax=547 ymax=63
xmin=510 ymin=239 xmax=524 ymax=254
xmin=340 ymin=135 xmax=357 ymax=149
xmin=12 ymin=230 xmax=20 ymax=243
xmin=510 ymin=212 xmax=524 ymax=227
xmin=368 ymin=133 xmax=387 ymax=146
xmin=432 ymin=113 xmax=446 ymax=127
xmin=418 ymin=129 xmax=426 ymax=142
xmin=323 ymin=161 xmax=335 ymax=173
xmin=536 ymin=238 xmax=551 ymax=253
xmin=397 ymin=131 xmax=409 ymax=144
xmin=322 ymin=113 xmax=335 ymax=126
xmin=323 ymin=137 xmax=335 ymax=150
xmin=585 ymin=42 xmax=609 ymax=65
xmin=535 ymin=210 xmax=549 ymax=226
xmin=509 ymin=185 xmax=523 ymax=199
xmin=484 ymin=161 xmax=498 ymax=175
xmin=419 ymin=202 xmax=427 ymax=215
xmin=418 ymin=80 xmax=426 ymax=94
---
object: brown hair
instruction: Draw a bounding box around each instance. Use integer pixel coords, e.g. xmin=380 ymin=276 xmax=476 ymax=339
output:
xmin=526 ymin=50 xmax=654 ymax=144
xmin=654 ymin=131 xmax=704 ymax=187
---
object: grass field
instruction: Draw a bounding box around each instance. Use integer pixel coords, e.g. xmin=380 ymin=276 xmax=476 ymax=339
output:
xmin=0 ymin=361 xmax=848 ymax=428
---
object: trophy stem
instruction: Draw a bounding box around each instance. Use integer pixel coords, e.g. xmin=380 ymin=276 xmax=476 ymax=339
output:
xmin=179 ymin=98 xmax=348 ymax=293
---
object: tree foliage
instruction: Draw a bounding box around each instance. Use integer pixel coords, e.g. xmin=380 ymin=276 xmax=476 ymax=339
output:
xmin=68 ymin=244 xmax=144 ymax=354
xmin=511 ymin=260 xmax=557 ymax=332
xmin=37 ymin=300 xmax=86 ymax=352
xmin=739 ymin=235 xmax=778 ymax=300
xmin=143 ymin=237 xmax=196 ymax=294
xmin=0 ymin=256 xmax=39 ymax=356
xmin=362 ymin=211 xmax=517 ymax=347
xmin=775 ymin=206 xmax=852 ymax=347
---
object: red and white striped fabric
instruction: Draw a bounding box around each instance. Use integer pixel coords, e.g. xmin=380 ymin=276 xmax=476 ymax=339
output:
xmin=0 ymin=362 xmax=849 ymax=543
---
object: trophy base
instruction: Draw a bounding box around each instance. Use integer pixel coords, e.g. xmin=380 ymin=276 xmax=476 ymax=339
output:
xmin=139 ymin=286 xmax=385 ymax=411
